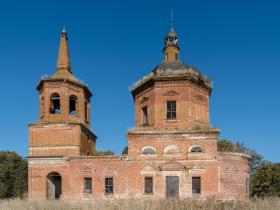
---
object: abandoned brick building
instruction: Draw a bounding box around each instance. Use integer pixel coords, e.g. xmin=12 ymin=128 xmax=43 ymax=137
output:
xmin=27 ymin=25 xmax=250 ymax=200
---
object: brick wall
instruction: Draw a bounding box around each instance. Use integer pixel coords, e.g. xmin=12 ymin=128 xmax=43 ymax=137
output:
xmin=29 ymin=123 xmax=95 ymax=157
xmin=134 ymin=80 xmax=210 ymax=130
xmin=28 ymin=152 xmax=249 ymax=200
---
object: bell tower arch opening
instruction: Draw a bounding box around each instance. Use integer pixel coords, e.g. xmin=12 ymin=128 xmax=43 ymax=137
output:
xmin=46 ymin=172 xmax=62 ymax=200
xmin=69 ymin=95 xmax=78 ymax=116
xmin=49 ymin=93 xmax=61 ymax=114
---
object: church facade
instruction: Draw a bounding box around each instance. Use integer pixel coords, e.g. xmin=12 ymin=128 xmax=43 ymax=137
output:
xmin=27 ymin=26 xmax=250 ymax=200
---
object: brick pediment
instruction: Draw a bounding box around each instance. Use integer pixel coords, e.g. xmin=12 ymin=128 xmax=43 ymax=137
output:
xmin=139 ymin=96 xmax=149 ymax=103
xmin=163 ymin=90 xmax=180 ymax=96
xmin=159 ymin=162 xmax=186 ymax=171
xmin=227 ymin=165 xmax=240 ymax=172
xmin=141 ymin=165 xmax=157 ymax=174
xmin=188 ymin=164 xmax=205 ymax=171
xmin=80 ymin=167 xmax=95 ymax=173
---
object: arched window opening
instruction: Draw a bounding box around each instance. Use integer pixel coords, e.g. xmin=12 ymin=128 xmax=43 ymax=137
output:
xmin=50 ymin=93 xmax=61 ymax=114
xmin=69 ymin=95 xmax=78 ymax=116
xmin=46 ymin=172 xmax=62 ymax=200
xmin=164 ymin=145 xmax=180 ymax=155
xmin=141 ymin=146 xmax=156 ymax=155
xmin=190 ymin=146 xmax=203 ymax=153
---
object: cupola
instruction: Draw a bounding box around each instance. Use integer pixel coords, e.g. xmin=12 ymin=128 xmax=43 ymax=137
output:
xmin=163 ymin=12 xmax=179 ymax=61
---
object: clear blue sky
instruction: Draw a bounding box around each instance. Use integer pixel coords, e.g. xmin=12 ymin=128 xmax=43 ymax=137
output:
xmin=0 ymin=0 xmax=279 ymax=162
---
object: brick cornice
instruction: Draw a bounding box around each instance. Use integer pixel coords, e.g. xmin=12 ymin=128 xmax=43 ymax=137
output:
xmin=127 ymin=128 xmax=220 ymax=136
xmin=37 ymin=77 xmax=92 ymax=98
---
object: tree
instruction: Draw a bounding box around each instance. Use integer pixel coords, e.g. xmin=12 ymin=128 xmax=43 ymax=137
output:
xmin=94 ymin=150 xmax=115 ymax=156
xmin=251 ymin=163 xmax=280 ymax=197
xmin=122 ymin=146 xmax=128 ymax=155
xmin=0 ymin=151 xmax=27 ymax=199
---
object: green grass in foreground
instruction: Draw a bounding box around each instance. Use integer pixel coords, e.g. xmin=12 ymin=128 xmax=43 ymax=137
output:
xmin=0 ymin=197 xmax=280 ymax=210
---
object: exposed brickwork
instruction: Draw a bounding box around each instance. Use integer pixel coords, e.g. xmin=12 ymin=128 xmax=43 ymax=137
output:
xmin=29 ymin=123 xmax=95 ymax=157
xmin=28 ymin=29 xmax=250 ymax=201
xmin=134 ymin=81 xmax=210 ymax=129
xmin=28 ymin=154 xmax=249 ymax=200
xmin=38 ymin=81 xmax=91 ymax=128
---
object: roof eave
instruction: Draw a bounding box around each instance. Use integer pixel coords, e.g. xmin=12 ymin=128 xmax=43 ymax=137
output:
xmin=36 ymin=78 xmax=93 ymax=97
xmin=130 ymin=75 xmax=212 ymax=99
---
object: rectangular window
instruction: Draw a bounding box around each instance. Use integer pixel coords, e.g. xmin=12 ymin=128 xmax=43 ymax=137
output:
xmin=167 ymin=101 xmax=176 ymax=119
xmin=142 ymin=106 xmax=148 ymax=125
xmin=105 ymin=177 xmax=114 ymax=195
xmin=192 ymin=177 xmax=201 ymax=194
xmin=85 ymin=101 xmax=88 ymax=122
xmin=246 ymin=178 xmax=249 ymax=194
xmin=144 ymin=177 xmax=153 ymax=194
xmin=84 ymin=177 xmax=92 ymax=194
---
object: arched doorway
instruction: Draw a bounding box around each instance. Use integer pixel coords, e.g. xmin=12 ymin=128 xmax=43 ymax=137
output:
xmin=46 ymin=172 xmax=62 ymax=200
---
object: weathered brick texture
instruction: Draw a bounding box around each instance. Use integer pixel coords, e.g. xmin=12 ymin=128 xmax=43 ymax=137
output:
xmin=28 ymin=29 xmax=250 ymax=201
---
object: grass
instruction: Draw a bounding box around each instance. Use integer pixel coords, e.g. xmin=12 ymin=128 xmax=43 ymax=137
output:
xmin=0 ymin=197 xmax=280 ymax=210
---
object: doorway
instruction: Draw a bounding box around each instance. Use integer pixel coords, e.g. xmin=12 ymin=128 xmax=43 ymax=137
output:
xmin=46 ymin=172 xmax=62 ymax=200
xmin=166 ymin=176 xmax=179 ymax=199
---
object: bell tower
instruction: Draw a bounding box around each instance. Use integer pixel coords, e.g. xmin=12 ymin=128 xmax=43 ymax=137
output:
xmin=29 ymin=29 xmax=96 ymax=157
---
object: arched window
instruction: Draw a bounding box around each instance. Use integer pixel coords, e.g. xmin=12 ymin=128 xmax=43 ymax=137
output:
xmin=69 ymin=95 xmax=78 ymax=115
xmin=50 ymin=93 xmax=61 ymax=114
xmin=46 ymin=172 xmax=62 ymax=200
xmin=189 ymin=146 xmax=203 ymax=153
xmin=163 ymin=145 xmax=180 ymax=155
xmin=141 ymin=146 xmax=156 ymax=155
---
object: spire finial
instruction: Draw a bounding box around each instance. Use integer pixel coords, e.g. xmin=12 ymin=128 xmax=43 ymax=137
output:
xmin=170 ymin=10 xmax=174 ymax=32
xmin=56 ymin=28 xmax=71 ymax=73
xmin=164 ymin=11 xmax=179 ymax=61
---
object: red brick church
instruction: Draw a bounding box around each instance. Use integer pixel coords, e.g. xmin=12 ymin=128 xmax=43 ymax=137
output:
xmin=27 ymin=25 xmax=250 ymax=200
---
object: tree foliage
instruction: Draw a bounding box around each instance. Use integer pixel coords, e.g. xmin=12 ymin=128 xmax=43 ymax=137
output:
xmin=94 ymin=150 xmax=115 ymax=156
xmin=251 ymin=163 xmax=280 ymax=197
xmin=0 ymin=151 xmax=27 ymax=199
xmin=122 ymin=146 xmax=128 ymax=155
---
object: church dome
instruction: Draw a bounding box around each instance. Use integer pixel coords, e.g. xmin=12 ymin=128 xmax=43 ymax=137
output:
xmin=153 ymin=60 xmax=201 ymax=77
xmin=131 ymin=60 xmax=212 ymax=93
xmin=131 ymin=17 xmax=212 ymax=95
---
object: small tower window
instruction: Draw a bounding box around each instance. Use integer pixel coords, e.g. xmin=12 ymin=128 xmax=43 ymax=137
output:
xmin=40 ymin=96 xmax=45 ymax=118
xmin=142 ymin=106 xmax=148 ymax=126
xmin=85 ymin=101 xmax=89 ymax=122
xmin=69 ymin=95 xmax=78 ymax=116
xmin=50 ymin=93 xmax=61 ymax=114
xmin=167 ymin=101 xmax=176 ymax=119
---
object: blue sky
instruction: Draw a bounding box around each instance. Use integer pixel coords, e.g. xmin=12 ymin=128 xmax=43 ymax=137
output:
xmin=0 ymin=0 xmax=279 ymax=162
